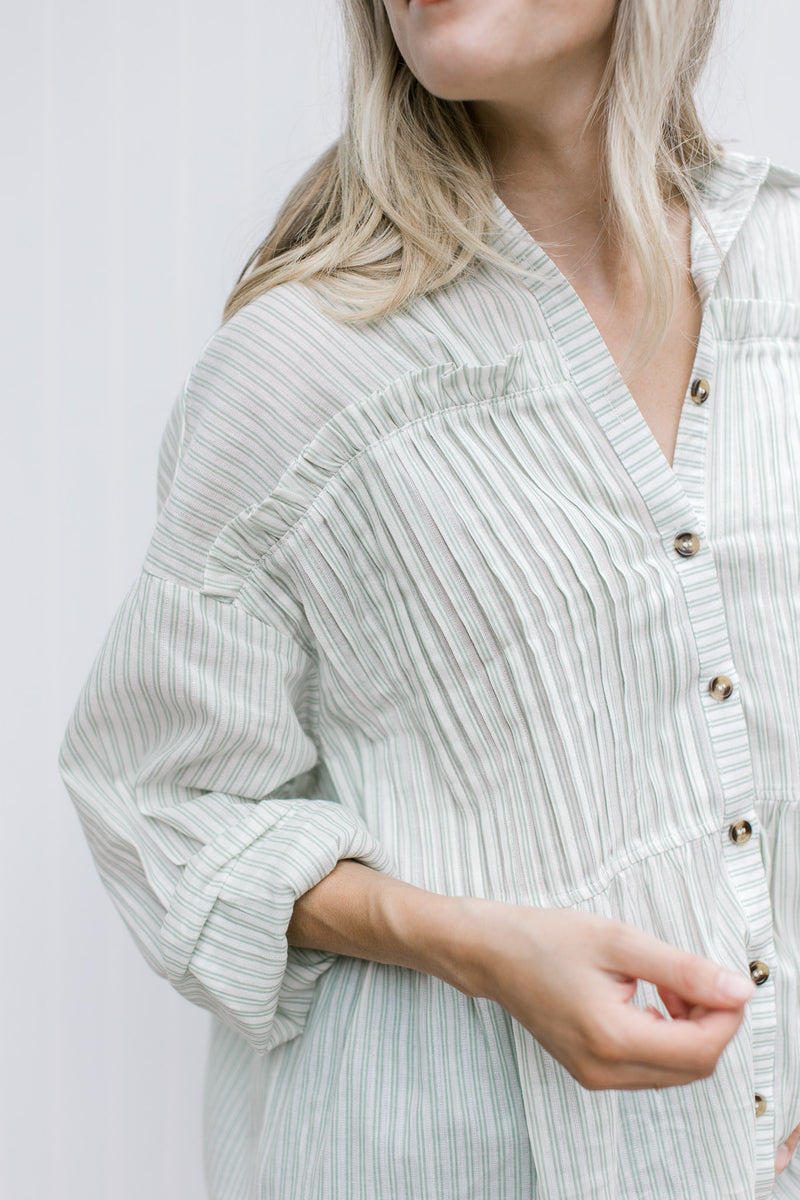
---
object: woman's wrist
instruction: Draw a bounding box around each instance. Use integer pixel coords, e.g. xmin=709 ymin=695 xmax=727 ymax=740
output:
xmin=287 ymin=859 xmax=489 ymax=992
xmin=381 ymin=883 xmax=495 ymax=996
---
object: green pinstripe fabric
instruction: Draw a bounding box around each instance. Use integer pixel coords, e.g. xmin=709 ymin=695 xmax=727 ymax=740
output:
xmin=60 ymin=149 xmax=800 ymax=1199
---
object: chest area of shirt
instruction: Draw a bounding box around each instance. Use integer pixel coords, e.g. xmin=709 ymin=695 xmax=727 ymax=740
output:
xmin=249 ymin=319 xmax=800 ymax=670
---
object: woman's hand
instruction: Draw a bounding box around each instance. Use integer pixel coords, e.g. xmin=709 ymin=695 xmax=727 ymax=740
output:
xmin=776 ymin=1121 xmax=800 ymax=1174
xmin=424 ymin=897 xmax=755 ymax=1091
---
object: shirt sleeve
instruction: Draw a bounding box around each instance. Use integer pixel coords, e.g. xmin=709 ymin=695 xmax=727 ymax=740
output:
xmin=58 ymin=299 xmax=392 ymax=1054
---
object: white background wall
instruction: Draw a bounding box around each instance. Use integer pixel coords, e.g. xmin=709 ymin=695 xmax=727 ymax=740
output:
xmin=2 ymin=2 xmax=797 ymax=1197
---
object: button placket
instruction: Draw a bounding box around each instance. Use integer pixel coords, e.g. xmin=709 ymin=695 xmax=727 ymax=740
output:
xmin=660 ymin=349 xmax=778 ymax=1194
xmin=687 ymin=641 xmax=776 ymax=1192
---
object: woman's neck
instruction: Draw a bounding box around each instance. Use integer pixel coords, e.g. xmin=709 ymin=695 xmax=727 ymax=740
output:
xmin=467 ymin=43 xmax=619 ymax=283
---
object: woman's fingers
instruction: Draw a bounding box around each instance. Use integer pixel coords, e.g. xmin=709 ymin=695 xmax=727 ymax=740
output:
xmin=655 ymin=986 xmax=692 ymax=1020
xmin=602 ymin=921 xmax=755 ymax=1010
xmin=616 ymin=1000 xmax=744 ymax=1074
xmin=775 ymin=1120 xmax=800 ymax=1173
xmin=565 ymin=997 xmax=746 ymax=1090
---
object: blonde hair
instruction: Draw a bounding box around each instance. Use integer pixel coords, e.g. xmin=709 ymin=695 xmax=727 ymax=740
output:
xmin=223 ymin=0 xmax=722 ymax=368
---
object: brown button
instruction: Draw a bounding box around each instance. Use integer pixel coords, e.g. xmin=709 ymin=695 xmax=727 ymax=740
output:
xmin=749 ymin=960 xmax=770 ymax=986
xmin=674 ymin=532 xmax=700 ymax=558
xmin=691 ymin=378 xmax=710 ymax=404
xmin=755 ymin=1094 xmax=767 ymax=1117
xmin=728 ymin=820 xmax=752 ymax=845
xmin=708 ymin=675 xmax=734 ymax=701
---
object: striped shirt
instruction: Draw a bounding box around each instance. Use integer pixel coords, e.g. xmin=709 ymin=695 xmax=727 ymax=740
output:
xmin=59 ymin=148 xmax=800 ymax=1199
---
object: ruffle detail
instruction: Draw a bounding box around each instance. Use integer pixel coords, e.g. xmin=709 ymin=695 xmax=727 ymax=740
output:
xmin=203 ymin=338 xmax=571 ymax=601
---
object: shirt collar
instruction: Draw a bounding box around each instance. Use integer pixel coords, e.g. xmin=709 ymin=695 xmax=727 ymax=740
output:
xmin=688 ymin=149 xmax=769 ymax=301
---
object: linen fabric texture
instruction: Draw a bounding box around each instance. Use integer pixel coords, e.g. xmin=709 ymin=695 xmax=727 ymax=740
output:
xmin=60 ymin=149 xmax=800 ymax=1199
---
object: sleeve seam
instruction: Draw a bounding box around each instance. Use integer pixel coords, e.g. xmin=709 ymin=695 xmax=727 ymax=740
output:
xmin=137 ymin=565 xmax=316 ymax=659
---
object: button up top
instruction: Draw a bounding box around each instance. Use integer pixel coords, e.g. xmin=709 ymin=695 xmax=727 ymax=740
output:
xmin=59 ymin=149 xmax=800 ymax=1200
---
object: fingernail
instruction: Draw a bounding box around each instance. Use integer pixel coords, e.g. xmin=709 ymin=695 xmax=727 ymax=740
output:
xmin=775 ymin=1144 xmax=791 ymax=1173
xmin=714 ymin=970 xmax=755 ymax=1002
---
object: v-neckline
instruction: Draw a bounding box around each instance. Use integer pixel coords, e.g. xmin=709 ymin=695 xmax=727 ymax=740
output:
xmin=487 ymin=151 xmax=771 ymax=531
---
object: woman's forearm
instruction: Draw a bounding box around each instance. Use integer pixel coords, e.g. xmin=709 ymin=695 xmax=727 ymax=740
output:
xmin=286 ymin=859 xmax=465 ymax=980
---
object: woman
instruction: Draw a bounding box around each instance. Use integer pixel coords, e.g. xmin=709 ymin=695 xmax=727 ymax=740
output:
xmin=59 ymin=0 xmax=800 ymax=1196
